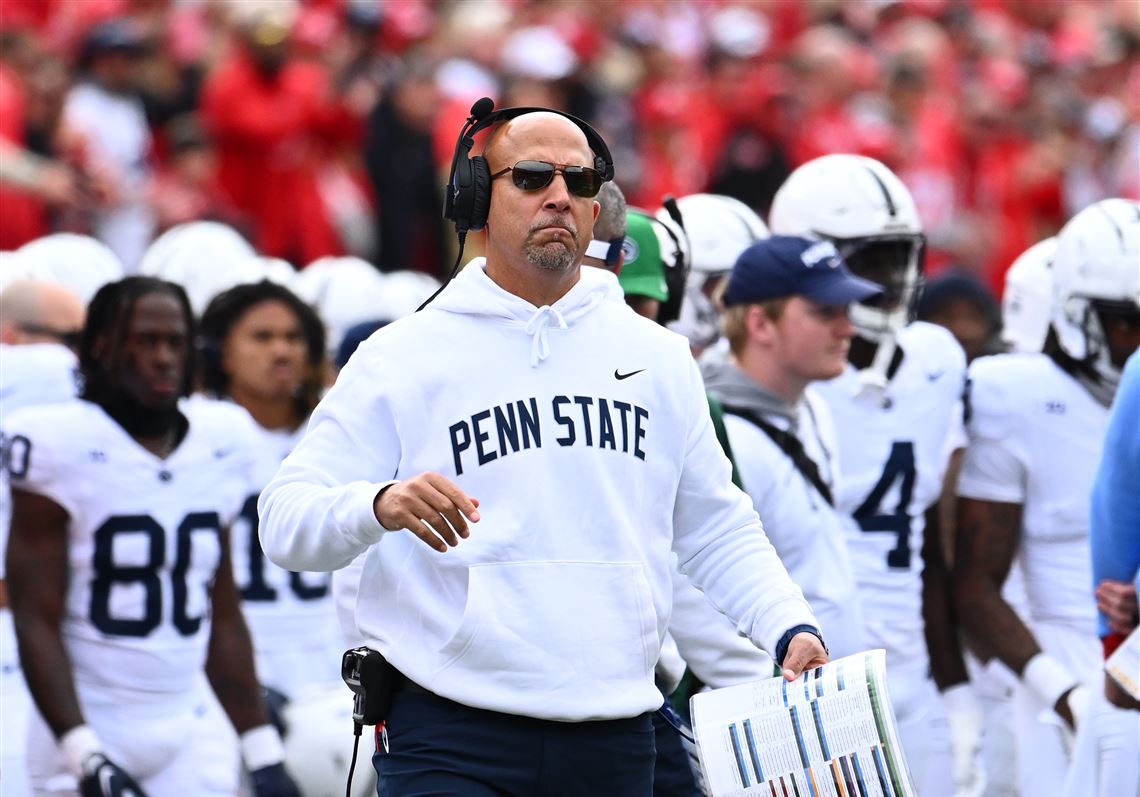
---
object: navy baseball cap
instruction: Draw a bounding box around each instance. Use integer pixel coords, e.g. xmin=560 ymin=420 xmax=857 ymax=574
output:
xmin=722 ymin=235 xmax=883 ymax=307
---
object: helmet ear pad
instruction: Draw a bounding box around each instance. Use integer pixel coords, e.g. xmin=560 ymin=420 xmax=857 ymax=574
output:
xmin=469 ymin=155 xmax=492 ymax=232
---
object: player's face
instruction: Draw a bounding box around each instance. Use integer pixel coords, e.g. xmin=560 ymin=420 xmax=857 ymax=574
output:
xmin=484 ymin=114 xmax=600 ymax=277
xmin=222 ymin=300 xmax=308 ymax=401
xmin=772 ymin=297 xmax=855 ymax=381
xmin=1098 ymin=305 xmax=1140 ymax=369
xmin=115 ymin=292 xmax=189 ymax=409
xmin=839 ymin=239 xmax=918 ymax=312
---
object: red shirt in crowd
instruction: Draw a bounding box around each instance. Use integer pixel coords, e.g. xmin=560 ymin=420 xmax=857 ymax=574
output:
xmin=201 ymin=50 xmax=345 ymax=265
xmin=0 ymin=62 xmax=48 ymax=249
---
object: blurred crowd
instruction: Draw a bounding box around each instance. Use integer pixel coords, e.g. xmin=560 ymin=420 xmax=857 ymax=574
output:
xmin=1 ymin=0 xmax=1137 ymax=299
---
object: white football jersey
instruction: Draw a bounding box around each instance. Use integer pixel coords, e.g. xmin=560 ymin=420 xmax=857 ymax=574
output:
xmin=228 ymin=416 xmax=342 ymax=694
xmin=0 ymin=343 xmax=79 ymax=579
xmin=0 ymin=343 xmax=78 ymax=797
xmin=4 ymin=398 xmax=257 ymax=693
xmin=957 ymin=353 xmax=1106 ymax=634
xmin=812 ymin=322 xmax=966 ymax=662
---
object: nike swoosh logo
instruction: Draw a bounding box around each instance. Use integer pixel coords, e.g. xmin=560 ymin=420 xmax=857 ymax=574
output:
xmin=614 ymin=368 xmax=645 ymax=380
xmin=926 ymin=370 xmax=945 ymax=382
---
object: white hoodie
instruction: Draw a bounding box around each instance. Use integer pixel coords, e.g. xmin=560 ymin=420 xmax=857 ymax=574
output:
xmin=259 ymin=260 xmax=816 ymax=721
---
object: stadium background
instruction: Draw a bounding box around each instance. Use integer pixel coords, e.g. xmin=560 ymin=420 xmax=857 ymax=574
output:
xmin=1 ymin=0 xmax=1137 ymax=304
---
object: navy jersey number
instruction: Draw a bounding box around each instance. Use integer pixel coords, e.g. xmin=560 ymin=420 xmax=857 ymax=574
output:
xmin=238 ymin=493 xmax=329 ymax=602
xmin=1 ymin=432 xmax=31 ymax=480
xmin=90 ymin=512 xmax=222 ymax=637
xmin=853 ymin=442 xmax=916 ymax=569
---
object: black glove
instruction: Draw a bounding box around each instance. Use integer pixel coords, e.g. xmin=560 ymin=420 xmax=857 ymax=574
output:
xmin=249 ymin=762 xmax=302 ymax=797
xmin=78 ymin=754 xmax=148 ymax=797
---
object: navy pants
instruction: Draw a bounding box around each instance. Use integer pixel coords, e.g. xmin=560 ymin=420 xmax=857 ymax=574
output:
xmin=374 ymin=690 xmax=656 ymax=796
xmin=651 ymin=705 xmax=703 ymax=797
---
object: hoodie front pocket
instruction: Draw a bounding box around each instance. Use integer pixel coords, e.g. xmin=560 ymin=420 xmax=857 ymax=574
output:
xmin=434 ymin=561 xmax=658 ymax=688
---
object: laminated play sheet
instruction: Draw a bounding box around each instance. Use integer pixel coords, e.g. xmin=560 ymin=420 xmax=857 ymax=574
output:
xmin=690 ymin=649 xmax=915 ymax=797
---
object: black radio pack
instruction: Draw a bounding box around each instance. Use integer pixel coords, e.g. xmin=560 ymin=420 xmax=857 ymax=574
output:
xmin=341 ymin=647 xmax=400 ymax=726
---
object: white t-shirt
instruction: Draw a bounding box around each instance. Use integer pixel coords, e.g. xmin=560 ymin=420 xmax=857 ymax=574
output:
xmin=5 ymin=398 xmax=257 ymax=693
xmin=62 ymin=82 xmax=154 ymax=269
xmin=957 ymin=353 xmax=1106 ymax=635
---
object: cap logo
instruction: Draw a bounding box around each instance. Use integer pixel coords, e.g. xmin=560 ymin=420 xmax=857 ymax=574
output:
xmin=801 ymin=240 xmax=841 ymax=269
xmin=622 ymin=236 xmax=639 ymax=264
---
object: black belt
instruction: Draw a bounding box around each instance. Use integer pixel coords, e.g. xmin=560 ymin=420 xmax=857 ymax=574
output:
xmin=397 ymin=673 xmax=432 ymax=695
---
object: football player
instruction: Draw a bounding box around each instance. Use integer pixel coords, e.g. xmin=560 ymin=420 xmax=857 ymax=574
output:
xmin=1001 ymin=237 xmax=1057 ymax=355
xmin=770 ymin=154 xmax=966 ymax=795
xmin=198 ymin=281 xmax=343 ymax=699
xmin=666 ymin=193 xmax=768 ymax=355
xmin=955 ymin=198 xmax=1140 ymax=796
xmin=5 ymin=277 xmax=299 ymax=796
xmin=0 ymin=278 xmax=85 ymax=797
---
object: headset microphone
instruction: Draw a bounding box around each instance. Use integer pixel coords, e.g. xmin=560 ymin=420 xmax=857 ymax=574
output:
xmin=442 ymin=97 xmax=497 ymax=239
xmin=656 ymin=195 xmax=690 ymax=327
xmin=469 ymin=96 xmax=495 ymax=122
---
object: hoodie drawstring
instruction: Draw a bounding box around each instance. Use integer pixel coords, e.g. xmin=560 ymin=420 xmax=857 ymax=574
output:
xmin=525 ymin=305 xmax=568 ymax=367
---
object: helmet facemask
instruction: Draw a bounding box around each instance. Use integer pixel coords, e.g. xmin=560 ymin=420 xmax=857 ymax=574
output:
xmin=1072 ymin=297 xmax=1140 ymax=393
xmin=834 ymin=234 xmax=926 ymax=343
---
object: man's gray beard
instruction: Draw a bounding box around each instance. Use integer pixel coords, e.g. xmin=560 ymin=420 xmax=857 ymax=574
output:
xmin=525 ymin=242 xmax=576 ymax=272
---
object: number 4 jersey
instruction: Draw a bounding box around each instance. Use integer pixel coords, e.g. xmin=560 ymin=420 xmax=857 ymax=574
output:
xmin=812 ymin=321 xmax=966 ymax=666
xmin=5 ymin=397 xmax=258 ymax=693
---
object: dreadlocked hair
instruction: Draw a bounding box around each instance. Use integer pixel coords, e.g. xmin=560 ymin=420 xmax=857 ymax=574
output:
xmin=198 ymin=280 xmax=327 ymax=419
xmin=79 ymin=277 xmax=197 ymax=404
xmin=1042 ymin=325 xmax=1098 ymax=381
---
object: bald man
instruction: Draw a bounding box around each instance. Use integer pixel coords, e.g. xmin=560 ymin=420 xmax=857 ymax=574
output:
xmin=0 ymin=279 xmax=85 ymax=797
xmin=260 ymin=110 xmax=826 ymax=796
xmin=0 ymin=279 xmax=85 ymax=348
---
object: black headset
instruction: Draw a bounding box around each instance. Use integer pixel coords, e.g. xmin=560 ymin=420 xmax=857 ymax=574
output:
xmin=621 ymin=201 xmax=689 ymax=327
xmin=442 ymin=97 xmax=615 ymax=237
xmin=655 ymin=196 xmax=690 ymax=327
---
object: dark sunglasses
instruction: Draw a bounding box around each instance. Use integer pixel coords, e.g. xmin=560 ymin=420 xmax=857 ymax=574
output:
xmin=18 ymin=323 xmax=82 ymax=350
xmin=490 ymin=160 xmax=604 ymax=198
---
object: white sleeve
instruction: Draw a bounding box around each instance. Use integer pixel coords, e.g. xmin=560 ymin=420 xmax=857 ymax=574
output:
xmin=670 ymin=357 xmax=817 ymax=657
xmin=331 ymin=552 xmax=368 ymax=649
xmin=668 ymin=562 xmax=774 ymax=688
xmin=3 ymin=412 xmax=77 ymax=518
xmin=956 ymin=367 xmax=1026 ymax=504
xmin=257 ymin=349 xmax=399 ymax=572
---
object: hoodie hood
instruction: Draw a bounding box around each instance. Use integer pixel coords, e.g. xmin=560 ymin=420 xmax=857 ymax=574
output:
xmin=700 ymin=348 xmax=799 ymax=425
xmin=430 ymin=258 xmax=624 ymax=366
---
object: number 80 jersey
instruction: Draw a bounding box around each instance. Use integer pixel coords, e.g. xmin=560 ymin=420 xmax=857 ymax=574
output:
xmin=5 ymin=398 xmax=258 ymax=694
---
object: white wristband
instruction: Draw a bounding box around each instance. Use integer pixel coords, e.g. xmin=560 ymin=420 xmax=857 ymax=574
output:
xmin=940 ymin=682 xmax=978 ymax=713
xmin=240 ymin=724 xmax=286 ymax=771
xmin=1022 ymin=652 xmax=1076 ymax=710
xmin=59 ymin=725 xmax=102 ymax=778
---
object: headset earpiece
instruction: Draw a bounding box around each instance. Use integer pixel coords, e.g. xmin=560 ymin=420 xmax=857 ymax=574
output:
xmin=468 ymin=154 xmax=492 ymax=232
